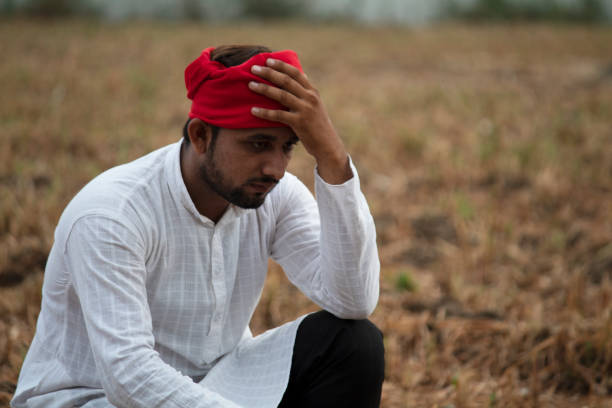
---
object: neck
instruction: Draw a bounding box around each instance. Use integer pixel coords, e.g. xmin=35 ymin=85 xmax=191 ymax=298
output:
xmin=180 ymin=142 xmax=229 ymax=223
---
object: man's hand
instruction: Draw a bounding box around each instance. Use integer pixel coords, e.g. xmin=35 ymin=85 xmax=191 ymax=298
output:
xmin=249 ymin=58 xmax=353 ymax=184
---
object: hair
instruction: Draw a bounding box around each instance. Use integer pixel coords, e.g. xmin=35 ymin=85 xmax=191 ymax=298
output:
xmin=183 ymin=44 xmax=273 ymax=145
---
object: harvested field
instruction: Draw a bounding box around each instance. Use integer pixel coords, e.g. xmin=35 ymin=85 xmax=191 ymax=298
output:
xmin=1 ymin=19 xmax=611 ymax=407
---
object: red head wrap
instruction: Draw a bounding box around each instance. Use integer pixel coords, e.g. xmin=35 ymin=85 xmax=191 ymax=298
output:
xmin=185 ymin=47 xmax=303 ymax=129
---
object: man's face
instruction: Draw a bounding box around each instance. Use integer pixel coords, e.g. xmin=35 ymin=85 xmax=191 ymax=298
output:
xmin=199 ymin=127 xmax=298 ymax=209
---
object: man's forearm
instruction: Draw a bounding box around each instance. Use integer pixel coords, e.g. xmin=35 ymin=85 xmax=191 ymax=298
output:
xmin=314 ymin=159 xmax=380 ymax=318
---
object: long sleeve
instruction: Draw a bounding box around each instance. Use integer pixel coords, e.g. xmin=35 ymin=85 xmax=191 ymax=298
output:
xmin=270 ymin=159 xmax=380 ymax=319
xmin=65 ymin=214 xmax=239 ymax=408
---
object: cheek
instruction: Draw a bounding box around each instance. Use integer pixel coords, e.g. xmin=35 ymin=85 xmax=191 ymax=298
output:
xmin=214 ymin=151 xmax=255 ymax=183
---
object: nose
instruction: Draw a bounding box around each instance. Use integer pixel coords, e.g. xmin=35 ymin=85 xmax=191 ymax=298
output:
xmin=261 ymin=149 xmax=288 ymax=181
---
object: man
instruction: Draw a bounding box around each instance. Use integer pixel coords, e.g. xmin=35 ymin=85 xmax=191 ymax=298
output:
xmin=12 ymin=45 xmax=383 ymax=408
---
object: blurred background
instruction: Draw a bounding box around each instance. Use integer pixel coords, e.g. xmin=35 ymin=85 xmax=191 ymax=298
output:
xmin=2 ymin=0 xmax=612 ymax=22
xmin=1 ymin=1 xmax=611 ymax=407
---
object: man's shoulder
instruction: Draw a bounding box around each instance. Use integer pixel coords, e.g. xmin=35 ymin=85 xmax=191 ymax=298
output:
xmin=57 ymin=142 xmax=177 ymax=231
xmin=277 ymin=170 xmax=300 ymax=188
xmin=268 ymin=171 xmax=311 ymax=202
xmin=254 ymin=171 xmax=315 ymax=222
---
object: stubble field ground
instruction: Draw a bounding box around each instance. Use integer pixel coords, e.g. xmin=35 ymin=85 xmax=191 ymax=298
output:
xmin=0 ymin=18 xmax=611 ymax=407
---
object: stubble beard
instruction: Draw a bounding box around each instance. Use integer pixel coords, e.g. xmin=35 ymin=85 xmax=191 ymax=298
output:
xmin=199 ymin=152 xmax=275 ymax=209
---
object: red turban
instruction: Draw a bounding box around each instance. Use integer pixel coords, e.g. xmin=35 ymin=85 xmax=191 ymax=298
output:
xmin=185 ymin=47 xmax=303 ymax=129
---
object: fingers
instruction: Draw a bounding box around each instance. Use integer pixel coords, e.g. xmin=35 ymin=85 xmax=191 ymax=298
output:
xmin=248 ymin=80 xmax=301 ymax=110
xmin=251 ymin=106 xmax=297 ymax=126
xmin=249 ymin=58 xmax=318 ymax=128
xmin=264 ymin=58 xmax=311 ymax=89
xmin=250 ymin=60 xmax=311 ymax=97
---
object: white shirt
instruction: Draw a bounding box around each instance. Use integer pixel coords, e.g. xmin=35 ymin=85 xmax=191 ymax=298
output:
xmin=12 ymin=140 xmax=379 ymax=408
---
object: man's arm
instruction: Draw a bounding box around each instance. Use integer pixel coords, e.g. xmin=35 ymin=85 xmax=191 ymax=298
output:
xmin=66 ymin=215 xmax=238 ymax=408
xmin=250 ymin=60 xmax=380 ymax=318
xmin=249 ymin=58 xmax=353 ymax=185
xmin=269 ymin=167 xmax=380 ymax=319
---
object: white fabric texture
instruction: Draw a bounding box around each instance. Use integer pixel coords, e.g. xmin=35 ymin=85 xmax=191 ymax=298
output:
xmin=11 ymin=140 xmax=380 ymax=408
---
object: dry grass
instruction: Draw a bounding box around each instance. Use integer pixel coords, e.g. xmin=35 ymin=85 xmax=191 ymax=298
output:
xmin=1 ymin=19 xmax=611 ymax=407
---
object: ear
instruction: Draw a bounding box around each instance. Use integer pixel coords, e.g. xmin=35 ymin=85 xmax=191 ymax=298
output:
xmin=187 ymin=118 xmax=213 ymax=155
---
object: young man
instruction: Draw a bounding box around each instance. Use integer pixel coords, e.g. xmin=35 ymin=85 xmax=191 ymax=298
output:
xmin=12 ymin=45 xmax=384 ymax=408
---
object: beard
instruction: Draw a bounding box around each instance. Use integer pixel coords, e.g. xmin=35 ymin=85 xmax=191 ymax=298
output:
xmin=199 ymin=151 xmax=278 ymax=209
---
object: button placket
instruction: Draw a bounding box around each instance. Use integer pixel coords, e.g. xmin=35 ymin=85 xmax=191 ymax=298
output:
xmin=208 ymin=227 xmax=227 ymax=338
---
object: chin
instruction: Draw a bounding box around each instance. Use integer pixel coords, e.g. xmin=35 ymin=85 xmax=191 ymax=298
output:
xmin=229 ymin=184 xmax=277 ymax=209
xmin=230 ymin=194 xmax=267 ymax=209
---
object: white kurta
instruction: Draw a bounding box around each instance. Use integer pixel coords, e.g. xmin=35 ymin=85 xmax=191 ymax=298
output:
xmin=12 ymin=140 xmax=380 ymax=408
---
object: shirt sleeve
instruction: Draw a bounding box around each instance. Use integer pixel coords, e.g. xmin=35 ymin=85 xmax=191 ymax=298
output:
xmin=270 ymin=158 xmax=380 ymax=319
xmin=65 ymin=214 xmax=240 ymax=408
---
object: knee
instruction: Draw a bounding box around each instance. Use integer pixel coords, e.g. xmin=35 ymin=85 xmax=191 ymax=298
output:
xmin=343 ymin=318 xmax=384 ymax=369
xmin=315 ymin=311 xmax=385 ymax=376
xmin=285 ymin=312 xmax=385 ymax=407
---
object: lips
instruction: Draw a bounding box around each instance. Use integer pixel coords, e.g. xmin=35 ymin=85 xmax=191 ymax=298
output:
xmin=247 ymin=182 xmax=275 ymax=193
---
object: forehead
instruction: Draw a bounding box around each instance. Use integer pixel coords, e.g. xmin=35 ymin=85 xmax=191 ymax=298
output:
xmin=219 ymin=127 xmax=298 ymax=143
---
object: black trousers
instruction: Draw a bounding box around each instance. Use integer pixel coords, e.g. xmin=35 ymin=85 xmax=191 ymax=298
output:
xmin=277 ymin=310 xmax=385 ymax=408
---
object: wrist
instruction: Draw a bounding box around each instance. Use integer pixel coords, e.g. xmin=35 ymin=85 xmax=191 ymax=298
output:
xmin=316 ymin=152 xmax=352 ymax=185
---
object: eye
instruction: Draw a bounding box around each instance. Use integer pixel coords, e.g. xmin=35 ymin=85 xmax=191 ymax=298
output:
xmin=251 ymin=141 xmax=268 ymax=151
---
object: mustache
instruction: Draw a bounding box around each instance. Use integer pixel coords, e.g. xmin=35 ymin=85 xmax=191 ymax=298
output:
xmin=246 ymin=176 xmax=279 ymax=185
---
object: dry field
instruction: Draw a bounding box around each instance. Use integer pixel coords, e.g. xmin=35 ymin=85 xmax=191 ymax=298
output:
xmin=1 ymin=19 xmax=611 ymax=407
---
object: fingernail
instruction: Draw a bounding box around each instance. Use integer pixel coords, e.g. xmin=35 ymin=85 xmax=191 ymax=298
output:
xmin=251 ymin=65 xmax=262 ymax=73
xmin=266 ymin=58 xmax=277 ymax=66
xmin=248 ymin=81 xmax=258 ymax=89
xmin=251 ymin=107 xmax=262 ymax=114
